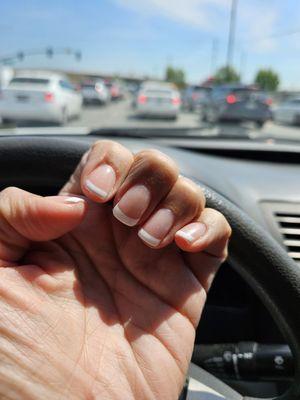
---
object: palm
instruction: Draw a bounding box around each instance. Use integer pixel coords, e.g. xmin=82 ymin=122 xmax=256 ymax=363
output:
xmin=3 ymin=200 xmax=204 ymax=400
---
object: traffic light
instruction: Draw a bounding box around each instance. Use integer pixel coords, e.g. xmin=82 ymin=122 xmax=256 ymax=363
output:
xmin=17 ymin=52 xmax=24 ymax=61
xmin=75 ymin=51 xmax=81 ymax=61
xmin=46 ymin=47 xmax=53 ymax=58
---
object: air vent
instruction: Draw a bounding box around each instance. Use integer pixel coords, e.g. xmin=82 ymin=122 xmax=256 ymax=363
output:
xmin=274 ymin=212 xmax=300 ymax=263
xmin=261 ymin=202 xmax=300 ymax=266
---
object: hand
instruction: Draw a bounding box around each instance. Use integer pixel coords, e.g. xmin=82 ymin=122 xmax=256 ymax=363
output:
xmin=0 ymin=141 xmax=231 ymax=400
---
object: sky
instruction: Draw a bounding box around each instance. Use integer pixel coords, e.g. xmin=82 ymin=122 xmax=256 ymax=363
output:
xmin=1 ymin=0 xmax=300 ymax=88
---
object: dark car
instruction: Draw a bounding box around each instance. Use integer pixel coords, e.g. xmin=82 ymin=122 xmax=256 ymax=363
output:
xmin=182 ymin=85 xmax=211 ymax=112
xmin=202 ymin=85 xmax=272 ymax=127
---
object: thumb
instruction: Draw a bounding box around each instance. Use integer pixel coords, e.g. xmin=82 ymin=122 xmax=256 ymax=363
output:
xmin=0 ymin=187 xmax=86 ymax=264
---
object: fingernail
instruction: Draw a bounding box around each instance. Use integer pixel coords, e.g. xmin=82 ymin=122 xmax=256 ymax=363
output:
xmin=113 ymin=185 xmax=150 ymax=226
xmin=48 ymin=196 xmax=85 ymax=206
xmin=85 ymin=164 xmax=116 ymax=200
xmin=64 ymin=197 xmax=85 ymax=204
xmin=176 ymin=222 xmax=207 ymax=243
xmin=138 ymin=208 xmax=174 ymax=247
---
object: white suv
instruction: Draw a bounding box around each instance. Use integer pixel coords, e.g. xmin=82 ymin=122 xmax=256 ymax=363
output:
xmin=0 ymin=71 xmax=82 ymax=125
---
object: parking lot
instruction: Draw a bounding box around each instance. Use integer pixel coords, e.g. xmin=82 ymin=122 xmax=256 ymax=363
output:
xmin=1 ymin=97 xmax=300 ymax=141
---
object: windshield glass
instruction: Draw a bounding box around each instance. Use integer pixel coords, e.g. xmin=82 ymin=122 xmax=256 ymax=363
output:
xmin=9 ymin=78 xmax=50 ymax=85
xmin=0 ymin=0 xmax=300 ymax=142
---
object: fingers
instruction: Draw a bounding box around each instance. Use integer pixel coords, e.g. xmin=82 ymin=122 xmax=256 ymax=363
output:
xmin=175 ymin=208 xmax=231 ymax=292
xmin=61 ymin=140 xmax=134 ymax=200
xmin=137 ymin=176 xmax=205 ymax=247
xmin=0 ymin=187 xmax=86 ymax=265
xmin=64 ymin=140 xmax=179 ymax=225
xmin=112 ymin=150 xmax=178 ymax=225
xmin=175 ymin=208 xmax=232 ymax=258
xmin=59 ymin=139 xmax=230 ymax=263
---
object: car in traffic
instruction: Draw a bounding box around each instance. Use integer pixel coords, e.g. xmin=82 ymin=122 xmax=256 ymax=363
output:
xmin=80 ymin=80 xmax=111 ymax=105
xmin=272 ymin=97 xmax=300 ymax=125
xmin=0 ymin=71 xmax=82 ymax=125
xmin=134 ymin=84 xmax=181 ymax=120
xmin=105 ymin=81 xmax=124 ymax=101
xmin=182 ymin=85 xmax=212 ymax=112
xmin=201 ymin=85 xmax=272 ymax=127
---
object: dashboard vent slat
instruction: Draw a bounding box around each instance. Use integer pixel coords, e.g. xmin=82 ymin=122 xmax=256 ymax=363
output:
xmin=273 ymin=207 xmax=300 ymax=264
xmin=288 ymin=252 xmax=300 ymax=259
xmin=279 ymin=228 xmax=300 ymax=235
xmin=284 ymin=240 xmax=300 ymax=247
xmin=276 ymin=216 xmax=300 ymax=224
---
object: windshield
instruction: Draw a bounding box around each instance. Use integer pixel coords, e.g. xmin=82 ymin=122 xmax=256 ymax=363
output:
xmin=9 ymin=78 xmax=50 ymax=85
xmin=0 ymin=1 xmax=300 ymax=142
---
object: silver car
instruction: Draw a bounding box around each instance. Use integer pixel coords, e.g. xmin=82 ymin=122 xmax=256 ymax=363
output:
xmin=135 ymin=85 xmax=181 ymax=120
xmin=273 ymin=97 xmax=300 ymax=125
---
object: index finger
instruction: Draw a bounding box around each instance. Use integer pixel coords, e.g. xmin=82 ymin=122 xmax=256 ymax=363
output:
xmin=60 ymin=140 xmax=134 ymax=202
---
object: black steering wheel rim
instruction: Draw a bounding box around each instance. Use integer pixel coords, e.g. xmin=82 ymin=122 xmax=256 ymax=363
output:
xmin=0 ymin=136 xmax=300 ymax=400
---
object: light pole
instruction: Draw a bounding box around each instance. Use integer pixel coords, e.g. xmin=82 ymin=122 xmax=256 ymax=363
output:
xmin=239 ymin=50 xmax=247 ymax=82
xmin=226 ymin=0 xmax=238 ymax=68
xmin=210 ymin=38 xmax=219 ymax=76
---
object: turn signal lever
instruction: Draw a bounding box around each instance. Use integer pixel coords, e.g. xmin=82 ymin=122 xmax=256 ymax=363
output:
xmin=192 ymin=342 xmax=293 ymax=381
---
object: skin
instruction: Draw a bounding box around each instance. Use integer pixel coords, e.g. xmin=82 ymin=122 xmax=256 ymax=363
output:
xmin=0 ymin=141 xmax=231 ymax=400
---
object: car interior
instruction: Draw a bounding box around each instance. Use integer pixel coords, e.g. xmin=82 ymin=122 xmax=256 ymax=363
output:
xmin=2 ymin=1 xmax=300 ymax=398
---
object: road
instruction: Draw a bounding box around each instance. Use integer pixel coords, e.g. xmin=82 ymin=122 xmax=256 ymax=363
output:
xmin=1 ymin=97 xmax=300 ymax=141
xmin=67 ymin=98 xmax=300 ymax=141
xmin=68 ymin=98 xmax=201 ymax=129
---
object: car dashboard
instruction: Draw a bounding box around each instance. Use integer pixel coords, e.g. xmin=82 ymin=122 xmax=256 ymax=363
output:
xmin=1 ymin=133 xmax=299 ymax=397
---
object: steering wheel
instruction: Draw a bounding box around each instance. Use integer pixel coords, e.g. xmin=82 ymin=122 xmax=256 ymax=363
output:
xmin=0 ymin=136 xmax=300 ymax=400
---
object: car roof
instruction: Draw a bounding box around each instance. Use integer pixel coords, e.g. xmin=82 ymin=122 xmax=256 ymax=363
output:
xmin=212 ymin=84 xmax=256 ymax=91
xmin=82 ymin=79 xmax=104 ymax=85
xmin=142 ymin=86 xmax=178 ymax=94
xmin=188 ymin=85 xmax=211 ymax=90
xmin=141 ymin=81 xmax=175 ymax=89
xmin=13 ymin=70 xmax=66 ymax=81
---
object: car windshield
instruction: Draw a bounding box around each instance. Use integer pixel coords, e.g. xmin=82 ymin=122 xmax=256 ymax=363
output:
xmin=0 ymin=1 xmax=300 ymax=143
xmin=9 ymin=78 xmax=50 ymax=85
xmin=81 ymin=83 xmax=96 ymax=89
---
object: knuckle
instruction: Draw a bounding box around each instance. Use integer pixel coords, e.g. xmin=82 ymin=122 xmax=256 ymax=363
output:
xmin=225 ymin=222 xmax=232 ymax=239
xmin=204 ymin=208 xmax=231 ymax=237
xmin=219 ymin=248 xmax=229 ymax=263
xmin=91 ymin=139 xmax=115 ymax=150
xmin=0 ymin=187 xmax=28 ymax=221
xmin=0 ymin=186 xmax=21 ymax=200
xmin=92 ymin=140 xmax=132 ymax=158
xmin=171 ymin=178 xmax=204 ymax=217
xmin=179 ymin=177 xmax=206 ymax=210
xmin=136 ymin=149 xmax=179 ymax=174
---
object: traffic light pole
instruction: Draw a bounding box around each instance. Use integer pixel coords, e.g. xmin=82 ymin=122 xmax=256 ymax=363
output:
xmin=226 ymin=0 xmax=238 ymax=68
xmin=0 ymin=48 xmax=81 ymax=65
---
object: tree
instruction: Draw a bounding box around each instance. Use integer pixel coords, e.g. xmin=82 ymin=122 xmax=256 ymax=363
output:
xmin=165 ymin=66 xmax=186 ymax=89
xmin=255 ymin=69 xmax=280 ymax=91
xmin=214 ymin=66 xmax=240 ymax=84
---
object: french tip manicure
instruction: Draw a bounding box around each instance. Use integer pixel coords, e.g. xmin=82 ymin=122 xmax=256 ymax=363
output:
xmin=176 ymin=223 xmax=207 ymax=244
xmin=176 ymin=231 xmax=194 ymax=243
xmin=48 ymin=196 xmax=86 ymax=205
xmin=65 ymin=197 xmax=85 ymax=204
xmin=113 ymin=205 xmax=139 ymax=227
xmin=85 ymin=179 xmax=108 ymax=199
xmin=138 ymin=229 xmax=160 ymax=247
